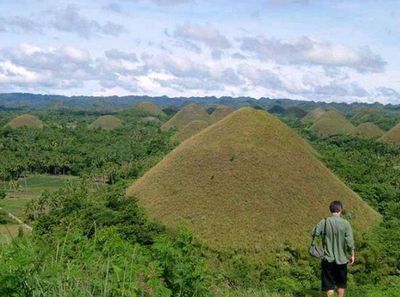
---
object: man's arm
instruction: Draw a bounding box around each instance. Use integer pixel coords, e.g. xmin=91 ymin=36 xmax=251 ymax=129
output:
xmin=345 ymin=222 xmax=355 ymax=264
xmin=311 ymin=220 xmax=323 ymax=237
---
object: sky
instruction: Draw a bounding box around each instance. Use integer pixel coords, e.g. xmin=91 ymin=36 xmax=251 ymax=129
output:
xmin=0 ymin=0 xmax=399 ymax=104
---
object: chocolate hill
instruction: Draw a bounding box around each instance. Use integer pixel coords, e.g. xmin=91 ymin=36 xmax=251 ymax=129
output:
xmin=127 ymin=108 xmax=379 ymax=253
xmin=89 ymin=115 xmax=123 ymax=130
xmin=161 ymin=103 xmax=209 ymax=131
xmin=310 ymin=110 xmax=355 ymax=137
xmin=355 ymin=123 xmax=384 ymax=138
xmin=7 ymin=114 xmax=44 ymax=129
xmin=172 ymin=120 xmax=210 ymax=142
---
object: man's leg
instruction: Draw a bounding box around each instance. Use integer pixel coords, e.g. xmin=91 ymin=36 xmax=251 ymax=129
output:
xmin=321 ymin=261 xmax=335 ymax=296
xmin=337 ymin=287 xmax=345 ymax=297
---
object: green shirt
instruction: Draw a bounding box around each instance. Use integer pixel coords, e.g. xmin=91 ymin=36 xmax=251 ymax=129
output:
xmin=312 ymin=215 xmax=355 ymax=265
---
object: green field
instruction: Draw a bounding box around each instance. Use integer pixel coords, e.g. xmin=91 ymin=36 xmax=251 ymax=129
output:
xmin=0 ymin=175 xmax=79 ymax=238
xmin=0 ymin=175 xmax=78 ymax=217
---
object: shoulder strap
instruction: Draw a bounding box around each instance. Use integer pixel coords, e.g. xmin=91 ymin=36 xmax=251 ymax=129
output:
xmin=322 ymin=218 xmax=327 ymax=247
xmin=311 ymin=218 xmax=326 ymax=246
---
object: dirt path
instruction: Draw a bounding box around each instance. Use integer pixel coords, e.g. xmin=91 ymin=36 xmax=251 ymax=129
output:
xmin=0 ymin=207 xmax=32 ymax=231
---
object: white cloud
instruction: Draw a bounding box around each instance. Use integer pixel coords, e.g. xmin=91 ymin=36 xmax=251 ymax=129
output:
xmin=135 ymin=0 xmax=190 ymax=6
xmin=50 ymin=5 xmax=124 ymax=39
xmin=0 ymin=16 xmax=43 ymax=33
xmin=173 ymin=22 xmax=232 ymax=50
xmin=239 ymin=36 xmax=386 ymax=73
xmin=105 ymin=49 xmax=138 ymax=62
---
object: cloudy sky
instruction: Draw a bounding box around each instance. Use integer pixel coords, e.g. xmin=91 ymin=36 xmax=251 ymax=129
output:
xmin=0 ymin=0 xmax=399 ymax=103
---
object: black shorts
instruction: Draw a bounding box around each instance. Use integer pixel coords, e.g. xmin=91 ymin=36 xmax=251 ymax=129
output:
xmin=321 ymin=260 xmax=347 ymax=291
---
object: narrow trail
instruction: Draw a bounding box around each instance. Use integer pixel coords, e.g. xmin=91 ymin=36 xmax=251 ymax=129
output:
xmin=0 ymin=207 xmax=32 ymax=231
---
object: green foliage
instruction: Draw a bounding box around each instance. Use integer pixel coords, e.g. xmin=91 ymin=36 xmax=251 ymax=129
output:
xmin=0 ymin=183 xmax=212 ymax=296
xmin=152 ymin=229 xmax=212 ymax=297
xmin=0 ymin=115 xmax=175 ymax=181
xmin=0 ymin=189 xmax=6 ymax=200
xmin=0 ymin=209 xmax=11 ymax=224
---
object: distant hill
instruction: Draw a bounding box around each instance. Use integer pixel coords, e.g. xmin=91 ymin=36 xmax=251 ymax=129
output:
xmin=0 ymin=93 xmax=396 ymax=115
xmin=355 ymin=123 xmax=384 ymax=138
xmin=162 ymin=106 xmax=180 ymax=116
xmin=127 ymin=108 xmax=379 ymax=253
xmin=381 ymin=123 xmax=400 ymax=145
xmin=89 ymin=115 xmax=123 ymax=130
xmin=209 ymin=105 xmax=234 ymax=123
xmin=268 ymin=105 xmax=286 ymax=115
xmin=352 ymin=108 xmax=380 ymax=123
xmin=284 ymin=106 xmax=308 ymax=118
xmin=6 ymin=114 xmax=44 ymax=129
xmin=133 ymin=102 xmax=165 ymax=116
xmin=161 ymin=103 xmax=209 ymax=131
xmin=302 ymin=107 xmax=327 ymax=124
xmin=310 ymin=110 xmax=356 ymax=137
xmin=172 ymin=120 xmax=210 ymax=142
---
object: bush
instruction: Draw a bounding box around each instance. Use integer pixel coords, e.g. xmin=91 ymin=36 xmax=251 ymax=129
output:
xmin=0 ymin=209 xmax=11 ymax=224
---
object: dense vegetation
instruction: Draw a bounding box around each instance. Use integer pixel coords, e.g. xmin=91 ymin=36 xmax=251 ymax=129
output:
xmin=0 ymin=112 xmax=174 ymax=183
xmin=0 ymin=108 xmax=400 ymax=296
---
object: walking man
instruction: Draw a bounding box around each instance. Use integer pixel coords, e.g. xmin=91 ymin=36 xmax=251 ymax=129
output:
xmin=312 ymin=201 xmax=355 ymax=297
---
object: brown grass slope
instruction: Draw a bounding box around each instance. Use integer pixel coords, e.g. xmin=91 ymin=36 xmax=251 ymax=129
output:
xmin=7 ymin=114 xmax=44 ymax=129
xmin=310 ymin=110 xmax=355 ymax=137
xmin=352 ymin=108 xmax=380 ymax=122
xmin=355 ymin=122 xmax=384 ymax=138
xmin=127 ymin=108 xmax=379 ymax=253
xmin=381 ymin=123 xmax=400 ymax=145
xmin=210 ymin=105 xmax=234 ymax=123
xmin=172 ymin=120 xmax=210 ymax=142
xmin=89 ymin=115 xmax=123 ymax=130
xmin=301 ymin=107 xmax=327 ymax=123
xmin=133 ymin=102 xmax=165 ymax=116
xmin=161 ymin=103 xmax=209 ymax=131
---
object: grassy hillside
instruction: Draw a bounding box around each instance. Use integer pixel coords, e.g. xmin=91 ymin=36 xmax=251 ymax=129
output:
xmin=133 ymin=102 xmax=165 ymax=116
xmin=6 ymin=114 xmax=44 ymax=129
xmin=352 ymin=108 xmax=380 ymax=122
xmin=310 ymin=110 xmax=356 ymax=137
xmin=381 ymin=123 xmax=400 ymax=144
xmin=210 ymin=105 xmax=234 ymax=123
xmin=127 ymin=108 xmax=379 ymax=253
xmin=284 ymin=106 xmax=307 ymax=118
xmin=301 ymin=107 xmax=326 ymax=123
xmin=172 ymin=120 xmax=210 ymax=142
xmin=89 ymin=115 xmax=123 ymax=130
xmin=355 ymin=122 xmax=385 ymax=138
xmin=161 ymin=103 xmax=209 ymax=131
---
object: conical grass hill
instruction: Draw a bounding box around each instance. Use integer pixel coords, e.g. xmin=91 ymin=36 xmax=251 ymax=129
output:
xmin=210 ymin=105 xmax=234 ymax=123
xmin=161 ymin=103 xmax=209 ymax=131
xmin=89 ymin=115 xmax=123 ymax=130
xmin=355 ymin=123 xmax=384 ymax=138
xmin=352 ymin=108 xmax=380 ymax=123
xmin=172 ymin=120 xmax=210 ymax=142
xmin=284 ymin=106 xmax=308 ymax=118
xmin=381 ymin=123 xmax=400 ymax=145
xmin=7 ymin=114 xmax=44 ymax=129
xmin=127 ymin=108 xmax=379 ymax=253
xmin=133 ymin=102 xmax=165 ymax=116
xmin=310 ymin=110 xmax=356 ymax=137
xmin=301 ymin=107 xmax=327 ymax=124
